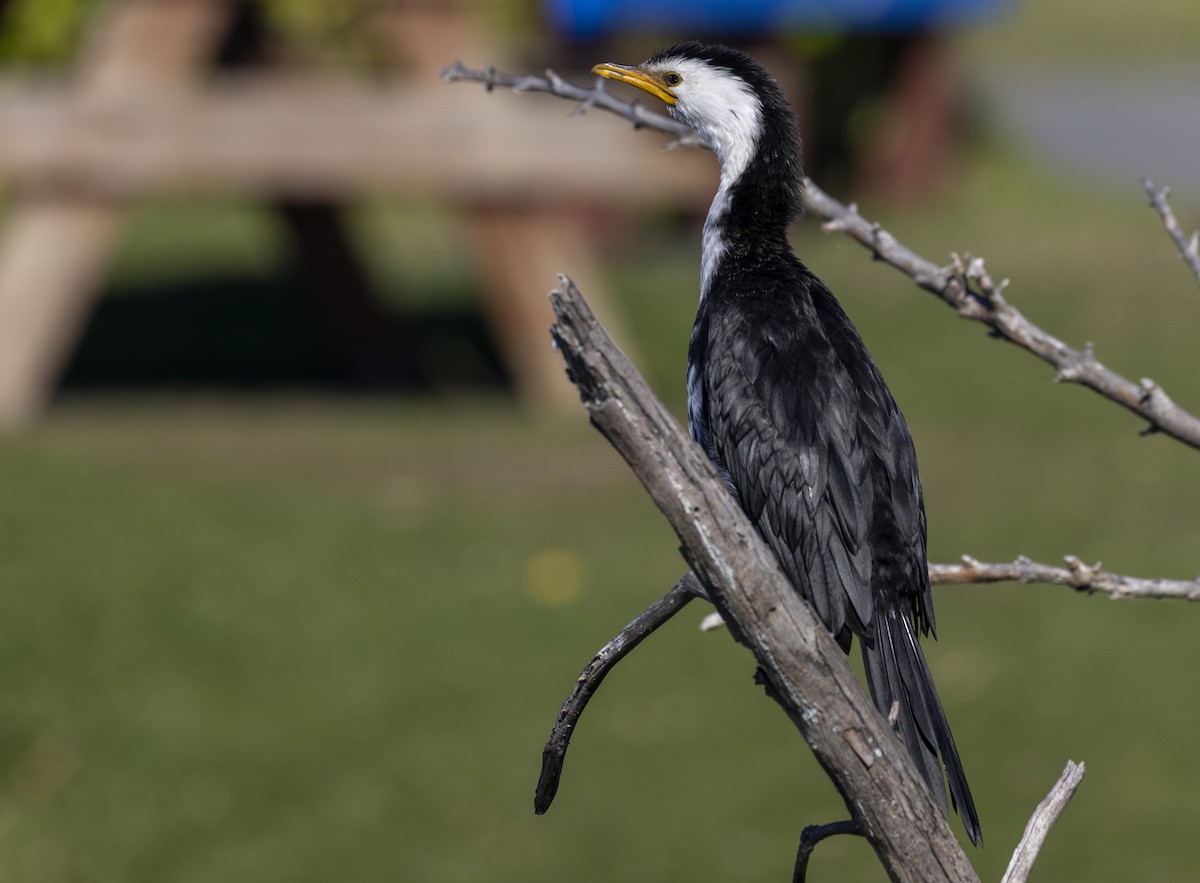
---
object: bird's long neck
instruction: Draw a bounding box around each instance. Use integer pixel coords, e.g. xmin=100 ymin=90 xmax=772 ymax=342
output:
xmin=699 ymin=101 xmax=804 ymax=302
xmin=699 ymin=162 xmax=743 ymax=302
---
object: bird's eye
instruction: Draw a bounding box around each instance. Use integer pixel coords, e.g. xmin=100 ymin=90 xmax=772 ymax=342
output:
xmin=664 ymin=72 xmax=682 ymax=87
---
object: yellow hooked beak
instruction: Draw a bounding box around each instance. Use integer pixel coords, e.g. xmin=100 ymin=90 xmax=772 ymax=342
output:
xmin=591 ymin=62 xmax=677 ymax=106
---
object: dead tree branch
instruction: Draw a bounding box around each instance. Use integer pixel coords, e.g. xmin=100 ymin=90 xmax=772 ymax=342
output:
xmin=930 ymin=555 xmax=1200 ymax=601
xmin=548 ymin=275 xmax=979 ymax=883
xmin=534 ymin=573 xmax=699 ymax=814
xmin=807 ymin=204 xmax=1200 ymax=450
xmin=443 ymin=61 xmax=1200 ymax=451
xmin=440 ymin=60 xmax=703 ymax=148
xmin=1001 ymin=761 xmax=1086 ymax=883
xmin=705 ymin=544 xmax=1200 ymax=631
xmin=1143 ymin=176 xmax=1200 ymax=289
xmin=792 ymin=820 xmax=862 ymax=883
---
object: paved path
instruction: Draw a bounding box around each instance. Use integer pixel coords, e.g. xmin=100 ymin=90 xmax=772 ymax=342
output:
xmin=981 ymin=63 xmax=1200 ymax=198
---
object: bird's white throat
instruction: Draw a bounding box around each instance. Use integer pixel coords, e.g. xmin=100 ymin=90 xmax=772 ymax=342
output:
xmin=658 ymin=58 xmax=764 ymax=301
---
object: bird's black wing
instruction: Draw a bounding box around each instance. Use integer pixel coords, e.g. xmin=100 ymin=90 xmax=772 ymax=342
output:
xmin=699 ymin=278 xmax=876 ymax=647
xmin=696 ymin=271 xmax=981 ymax=844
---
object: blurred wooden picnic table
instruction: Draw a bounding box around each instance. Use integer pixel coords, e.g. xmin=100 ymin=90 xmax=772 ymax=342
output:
xmin=0 ymin=0 xmax=713 ymax=425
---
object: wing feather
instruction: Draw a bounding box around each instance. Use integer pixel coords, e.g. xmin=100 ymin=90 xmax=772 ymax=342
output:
xmin=701 ymin=298 xmax=874 ymax=638
xmin=689 ymin=266 xmax=979 ymax=843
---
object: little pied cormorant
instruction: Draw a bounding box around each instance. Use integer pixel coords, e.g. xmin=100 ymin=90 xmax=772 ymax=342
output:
xmin=594 ymin=41 xmax=981 ymax=846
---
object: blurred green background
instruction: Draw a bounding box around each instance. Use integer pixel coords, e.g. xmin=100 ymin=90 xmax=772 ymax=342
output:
xmin=2 ymin=1 xmax=1200 ymax=881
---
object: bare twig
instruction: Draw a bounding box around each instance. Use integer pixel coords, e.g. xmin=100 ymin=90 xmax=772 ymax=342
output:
xmin=534 ymin=573 xmax=699 ymax=814
xmin=808 ymin=197 xmax=1200 ymax=450
xmin=440 ymin=60 xmax=704 ymax=148
xmin=1001 ymin=761 xmax=1086 ymax=883
xmin=702 ymin=555 xmax=1198 ymax=622
xmin=444 ymin=61 xmax=1200 ymax=450
xmin=697 ymin=553 xmax=1200 ymax=625
xmin=1142 ymin=176 xmax=1200 ymax=289
xmin=792 ymin=820 xmax=862 ymax=883
xmin=930 ymin=555 xmax=1200 ymax=601
xmin=701 ymin=551 xmax=1200 ymax=635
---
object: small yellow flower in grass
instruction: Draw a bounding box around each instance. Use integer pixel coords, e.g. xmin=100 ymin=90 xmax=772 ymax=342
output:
xmin=521 ymin=547 xmax=586 ymax=607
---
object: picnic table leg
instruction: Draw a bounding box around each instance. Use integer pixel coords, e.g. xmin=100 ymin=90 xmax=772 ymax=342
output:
xmin=0 ymin=0 xmax=231 ymax=426
xmin=468 ymin=203 xmax=639 ymax=409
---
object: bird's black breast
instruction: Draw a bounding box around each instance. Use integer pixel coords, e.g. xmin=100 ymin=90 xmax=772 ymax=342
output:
xmin=688 ymin=256 xmax=933 ymax=648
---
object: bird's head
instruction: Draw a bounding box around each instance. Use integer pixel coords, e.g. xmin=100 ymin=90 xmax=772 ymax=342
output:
xmin=594 ymin=41 xmax=804 ymax=230
xmin=593 ymin=41 xmax=794 ymax=176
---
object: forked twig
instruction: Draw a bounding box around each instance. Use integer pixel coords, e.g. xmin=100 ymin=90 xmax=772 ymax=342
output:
xmin=1143 ymin=176 xmax=1200 ymax=289
xmin=931 ymin=555 xmax=1200 ymax=601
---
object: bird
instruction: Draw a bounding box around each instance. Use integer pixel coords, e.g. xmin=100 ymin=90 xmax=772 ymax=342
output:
xmin=593 ymin=41 xmax=981 ymax=845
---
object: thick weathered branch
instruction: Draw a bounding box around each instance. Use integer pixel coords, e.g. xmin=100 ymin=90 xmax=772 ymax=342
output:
xmin=443 ymin=61 xmax=1200 ymax=451
xmin=548 ymin=275 xmax=979 ymax=883
xmin=1001 ymin=761 xmax=1086 ymax=883
xmin=930 ymin=555 xmax=1200 ymax=601
xmin=1143 ymin=176 xmax=1200 ymax=289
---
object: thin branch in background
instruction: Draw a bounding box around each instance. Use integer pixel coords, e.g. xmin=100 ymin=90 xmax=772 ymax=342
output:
xmin=811 ymin=201 xmax=1200 ymax=450
xmin=1142 ymin=176 xmax=1200 ymax=289
xmin=534 ymin=574 xmax=699 ymax=814
xmin=440 ymin=60 xmax=704 ymax=148
xmin=930 ymin=555 xmax=1200 ymax=602
xmin=442 ymin=61 xmax=1200 ymax=451
xmin=1001 ymin=761 xmax=1086 ymax=883
xmin=699 ymin=551 xmax=1200 ymax=635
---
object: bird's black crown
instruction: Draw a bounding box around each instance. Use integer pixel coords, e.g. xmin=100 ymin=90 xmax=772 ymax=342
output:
xmin=648 ymin=41 xmax=791 ymax=115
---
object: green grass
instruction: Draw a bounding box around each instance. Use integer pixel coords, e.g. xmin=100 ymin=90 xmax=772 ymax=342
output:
xmin=3 ymin=376 xmax=1198 ymax=882
xmin=5 ymin=148 xmax=1200 ymax=881
xmin=961 ymin=0 xmax=1200 ymax=64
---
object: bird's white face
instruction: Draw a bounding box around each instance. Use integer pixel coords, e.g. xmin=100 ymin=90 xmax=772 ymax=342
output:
xmin=592 ymin=56 xmax=764 ymax=181
xmin=592 ymin=51 xmax=770 ymax=301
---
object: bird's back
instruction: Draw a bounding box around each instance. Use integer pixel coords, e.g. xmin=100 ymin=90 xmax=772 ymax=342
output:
xmin=688 ymin=251 xmax=980 ymax=843
xmin=689 ymin=252 xmax=932 ymax=647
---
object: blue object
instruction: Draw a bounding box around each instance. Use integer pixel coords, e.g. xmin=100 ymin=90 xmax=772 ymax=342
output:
xmin=545 ymin=0 xmax=1006 ymax=38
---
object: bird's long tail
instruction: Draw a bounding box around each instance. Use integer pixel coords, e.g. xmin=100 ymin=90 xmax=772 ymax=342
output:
xmin=862 ymin=606 xmax=982 ymax=846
